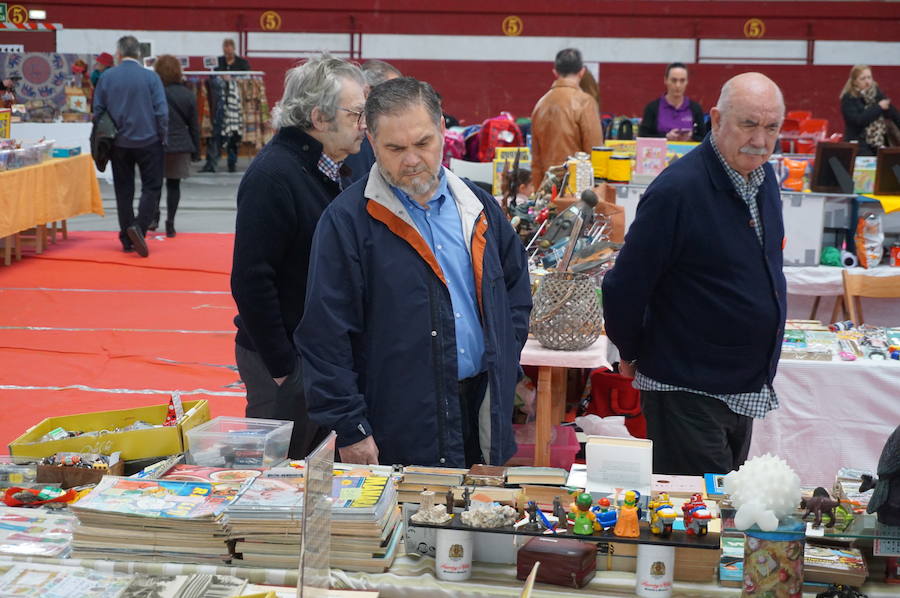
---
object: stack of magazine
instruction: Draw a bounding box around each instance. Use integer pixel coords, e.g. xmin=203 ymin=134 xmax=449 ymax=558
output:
xmin=0 ymin=506 xmax=74 ymax=558
xmin=69 ymin=476 xmax=234 ymax=564
xmin=232 ymin=473 xmax=403 ymax=573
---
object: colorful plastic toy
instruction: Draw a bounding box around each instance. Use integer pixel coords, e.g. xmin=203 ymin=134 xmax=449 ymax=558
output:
xmin=568 ymin=492 xmax=600 ymax=536
xmin=648 ymin=492 xmax=678 ymax=537
xmin=613 ymin=490 xmax=640 ymax=537
xmin=592 ymin=496 xmax=618 ymax=530
xmin=682 ymin=492 xmax=713 ymax=536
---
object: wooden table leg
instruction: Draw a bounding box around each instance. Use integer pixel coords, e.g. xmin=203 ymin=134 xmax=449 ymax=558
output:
xmin=535 ymin=366 xmax=568 ymax=466
xmin=535 ymin=366 xmax=552 ymax=467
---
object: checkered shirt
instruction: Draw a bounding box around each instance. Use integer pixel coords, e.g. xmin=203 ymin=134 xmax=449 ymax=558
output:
xmin=317 ymin=153 xmax=342 ymax=186
xmin=633 ymin=135 xmax=779 ymax=419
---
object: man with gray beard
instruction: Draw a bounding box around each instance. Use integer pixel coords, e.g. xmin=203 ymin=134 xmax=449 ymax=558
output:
xmin=602 ymin=73 xmax=787 ymax=476
xmin=297 ymin=77 xmax=531 ymax=467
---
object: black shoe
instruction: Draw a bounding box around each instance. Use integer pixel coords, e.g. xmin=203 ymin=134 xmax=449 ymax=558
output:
xmin=122 ymin=243 xmax=134 ymax=253
xmin=126 ymin=225 xmax=149 ymax=257
xmin=166 ymin=221 xmax=176 ymax=238
xmin=148 ymin=215 xmax=159 ymax=232
xmin=199 ymin=164 xmax=216 ymax=173
xmin=227 ymin=165 xmax=236 ymax=173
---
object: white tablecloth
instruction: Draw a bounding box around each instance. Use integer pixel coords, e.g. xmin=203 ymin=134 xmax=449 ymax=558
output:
xmin=14 ymin=122 xmax=110 ymax=181
xmin=520 ymin=336 xmax=610 ymax=370
xmin=784 ymin=265 xmax=900 ymax=326
xmin=750 ymin=357 xmax=900 ymax=487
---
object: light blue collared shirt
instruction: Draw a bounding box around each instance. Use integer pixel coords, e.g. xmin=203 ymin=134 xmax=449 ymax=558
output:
xmin=391 ymin=169 xmax=485 ymax=379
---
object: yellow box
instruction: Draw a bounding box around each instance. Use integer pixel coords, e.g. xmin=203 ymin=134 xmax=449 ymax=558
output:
xmin=495 ymin=146 xmax=530 ymax=162
xmin=8 ymin=400 xmax=211 ymax=462
xmin=0 ymin=108 xmax=10 ymax=138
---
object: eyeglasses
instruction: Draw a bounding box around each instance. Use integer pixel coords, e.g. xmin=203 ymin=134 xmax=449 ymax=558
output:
xmin=339 ymin=107 xmax=365 ymax=127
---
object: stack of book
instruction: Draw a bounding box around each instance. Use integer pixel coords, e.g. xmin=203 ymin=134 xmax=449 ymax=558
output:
xmin=70 ymin=476 xmax=233 ymax=564
xmin=398 ymin=466 xmax=466 ymax=504
xmin=233 ymin=474 xmax=403 ymax=573
xmin=506 ymin=467 xmax=568 ymax=486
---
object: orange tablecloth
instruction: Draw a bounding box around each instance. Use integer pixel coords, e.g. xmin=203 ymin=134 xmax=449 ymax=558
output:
xmin=0 ymin=154 xmax=103 ymax=238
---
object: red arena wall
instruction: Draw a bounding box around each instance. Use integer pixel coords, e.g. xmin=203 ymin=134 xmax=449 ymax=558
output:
xmin=3 ymin=1 xmax=898 ymax=134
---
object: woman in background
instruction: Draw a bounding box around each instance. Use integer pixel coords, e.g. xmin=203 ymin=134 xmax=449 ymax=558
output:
xmin=153 ymin=55 xmax=200 ymax=237
xmin=840 ymin=64 xmax=900 ymax=156
xmin=638 ymin=62 xmax=705 ymax=142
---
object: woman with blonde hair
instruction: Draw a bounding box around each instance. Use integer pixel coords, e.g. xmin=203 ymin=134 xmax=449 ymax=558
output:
xmin=840 ymin=64 xmax=900 ymax=156
xmin=153 ymin=55 xmax=199 ymax=236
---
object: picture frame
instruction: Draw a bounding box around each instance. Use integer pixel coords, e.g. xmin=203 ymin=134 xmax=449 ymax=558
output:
xmin=874 ymin=146 xmax=900 ymax=195
xmin=810 ymin=141 xmax=857 ymax=194
xmin=203 ymin=56 xmax=218 ymax=70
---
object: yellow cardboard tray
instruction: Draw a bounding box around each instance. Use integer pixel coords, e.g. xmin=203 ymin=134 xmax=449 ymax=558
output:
xmin=8 ymin=400 xmax=211 ymax=462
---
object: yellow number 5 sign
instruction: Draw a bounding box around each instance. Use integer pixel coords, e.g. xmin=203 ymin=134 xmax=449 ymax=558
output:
xmin=8 ymin=4 xmax=29 ymax=25
xmin=260 ymin=10 xmax=282 ymax=31
xmin=743 ymin=18 xmax=765 ymax=39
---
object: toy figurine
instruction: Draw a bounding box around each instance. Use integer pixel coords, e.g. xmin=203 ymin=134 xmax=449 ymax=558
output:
xmin=552 ymin=496 xmax=568 ymax=531
xmin=522 ymin=500 xmax=543 ymax=532
xmin=568 ymin=492 xmax=600 ymax=536
xmin=860 ymin=424 xmax=900 ymax=526
xmin=613 ymin=490 xmax=640 ymax=537
xmin=648 ymin=492 xmax=677 ymax=537
xmin=682 ymin=492 xmax=713 ymax=536
xmin=801 ymin=487 xmax=840 ymax=528
xmin=445 ymin=488 xmax=455 ymax=516
xmin=462 ymin=486 xmax=472 ymax=511
xmin=592 ymin=497 xmax=618 ymax=530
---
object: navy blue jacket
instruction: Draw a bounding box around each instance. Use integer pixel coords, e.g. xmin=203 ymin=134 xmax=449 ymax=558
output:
xmin=602 ymin=136 xmax=786 ymax=394
xmin=93 ymin=59 xmax=168 ymax=148
xmin=298 ymin=167 xmax=532 ymax=467
xmin=231 ymin=127 xmax=342 ymax=379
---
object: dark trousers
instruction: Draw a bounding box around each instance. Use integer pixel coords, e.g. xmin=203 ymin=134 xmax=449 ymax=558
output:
xmin=236 ymin=343 xmax=327 ymax=460
xmin=459 ymin=372 xmax=489 ymax=467
xmin=110 ymin=142 xmax=164 ymax=246
xmin=204 ymin=132 xmax=241 ymax=171
xmin=641 ymin=389 xmax=753 ymax=476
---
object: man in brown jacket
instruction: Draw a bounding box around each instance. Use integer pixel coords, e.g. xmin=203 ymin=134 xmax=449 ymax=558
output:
xmin=530 ymin=48 xmax=604 ymax=187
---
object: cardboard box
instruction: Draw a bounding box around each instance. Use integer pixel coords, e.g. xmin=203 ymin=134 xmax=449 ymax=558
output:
xmin=51 ymin=146 xmax=81 ymax=158
xmin=8 ymin=400 xmax=210 ymax=462
xmin=782 ymin=192 xmax=827 ymax=266
xmin=36 ymin=456 xmax=124 ymax=489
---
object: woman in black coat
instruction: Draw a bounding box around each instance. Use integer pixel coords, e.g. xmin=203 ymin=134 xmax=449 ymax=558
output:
xmin=840 ymin=64 xmax=900 ymax=156
xmin=638 ymin=62 xmax=706 ymax=142
xmin=153 ymin=55 xmax=200 ymax=237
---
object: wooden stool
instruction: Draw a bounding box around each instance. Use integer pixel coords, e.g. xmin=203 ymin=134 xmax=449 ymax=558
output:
xmin=16 ymin=225 xmax=48 ymax=255
xmin=49 ymin=220 xmax=68 ymax=244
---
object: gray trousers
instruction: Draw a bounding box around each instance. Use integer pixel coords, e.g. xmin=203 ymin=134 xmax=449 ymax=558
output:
xmin=234 ymin=343 xmax=327 ymax=459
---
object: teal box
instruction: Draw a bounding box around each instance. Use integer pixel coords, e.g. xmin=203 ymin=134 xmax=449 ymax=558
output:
xmin=51 ymin=146 xmax=81 ymax=158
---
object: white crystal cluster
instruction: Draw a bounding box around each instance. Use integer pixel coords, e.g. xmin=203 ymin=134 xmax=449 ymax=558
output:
xmin=723 ymin=453 xmax=800 ymax=531
xmin=460 ymin=504 xmax=518 ymax=528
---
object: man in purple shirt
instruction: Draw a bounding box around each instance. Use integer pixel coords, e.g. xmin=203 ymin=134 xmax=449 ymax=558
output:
xmin=638 ymin=62 xmax=707 ymax=142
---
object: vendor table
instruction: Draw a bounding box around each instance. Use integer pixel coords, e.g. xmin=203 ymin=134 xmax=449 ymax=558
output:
xmin=519 ymin=337 xmax=611 ymax=467
xmin=0 ymin=154 xmax=103 ymax=239
xmin=749 ymin=357 xmax=900 ymax=488
xmin=13 ymin=122 xmax=110 ymax=180
xmin=785 ymin=265 xmax=900 ymax=325
xmin=7 ymin=555 xmax=898 ymax=598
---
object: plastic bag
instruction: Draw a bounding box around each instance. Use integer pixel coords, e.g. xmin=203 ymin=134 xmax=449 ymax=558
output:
xmin=855 ymin=213 xmax=884 ymax=269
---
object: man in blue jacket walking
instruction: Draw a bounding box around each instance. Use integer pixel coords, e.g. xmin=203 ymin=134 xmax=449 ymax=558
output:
xmin=298 ymin=78 xmax=532 ymax=467
xmin=93 ymin=35 xmax=168 ymax=257
xmin=602 ymin=73 xmax=787 ymax=476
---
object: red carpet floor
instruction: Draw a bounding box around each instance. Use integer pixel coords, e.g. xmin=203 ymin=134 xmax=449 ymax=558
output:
xmin=0 ymin=231 xmax=246 ymax=450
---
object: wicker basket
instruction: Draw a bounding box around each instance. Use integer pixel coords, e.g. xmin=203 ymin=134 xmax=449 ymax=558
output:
xmin=529 ymin=271 xmax=603 ymax=351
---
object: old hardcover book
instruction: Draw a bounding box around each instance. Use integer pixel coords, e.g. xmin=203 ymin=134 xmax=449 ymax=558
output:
xmin=506 ymin=467 xmax=568 ymax=486
xmin=464 ymin=464 xmax=507 ymax=487
xmin=803 ymin=545 xmax=868 ymax=586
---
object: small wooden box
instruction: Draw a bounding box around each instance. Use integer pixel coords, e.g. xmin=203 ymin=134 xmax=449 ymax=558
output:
xmin=37 ymin=459 xmax=124 ymax=489
xmin=516 ymin=536 xmax=596 ymax=589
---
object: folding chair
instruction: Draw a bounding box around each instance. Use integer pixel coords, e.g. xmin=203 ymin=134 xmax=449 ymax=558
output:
xmin=842 ymin=269 xmax=900 ymax=326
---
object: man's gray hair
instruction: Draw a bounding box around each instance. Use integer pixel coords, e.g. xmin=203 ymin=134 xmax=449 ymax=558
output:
xmin=365 ymin=77 xmax=442 ymax=137
xmin=361 ymin=59 xmax=401 ymax=88
xmin=117 ymin=36 xmax=141 ymax=60
xmin=272 ymin=54 xmax=365 ymax=131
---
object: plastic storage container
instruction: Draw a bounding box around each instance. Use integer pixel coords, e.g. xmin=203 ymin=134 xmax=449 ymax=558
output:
xmin=507 ymin=424 xmax=579 ymax=469
xmin=186 ymin=416 xmax=293 ymax=468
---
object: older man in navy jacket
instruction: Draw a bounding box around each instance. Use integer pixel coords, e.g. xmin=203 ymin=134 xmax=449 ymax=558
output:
xmin=602 ymin=73 xmax=787 ymax=476
xmin=299 ymin=78 xmax=531 ymax=467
